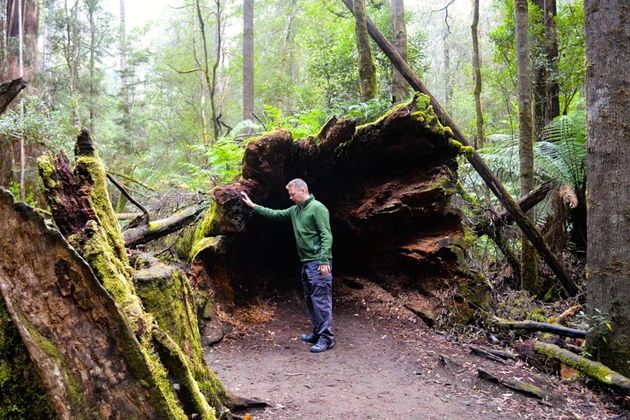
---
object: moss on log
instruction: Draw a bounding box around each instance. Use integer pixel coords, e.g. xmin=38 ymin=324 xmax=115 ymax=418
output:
xmin=534 ymin=341 xmax=630 ymax=394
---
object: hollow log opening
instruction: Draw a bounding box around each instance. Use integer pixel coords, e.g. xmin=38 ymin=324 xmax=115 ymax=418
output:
xmin=193 ymin=94 xmax=489 ymax=322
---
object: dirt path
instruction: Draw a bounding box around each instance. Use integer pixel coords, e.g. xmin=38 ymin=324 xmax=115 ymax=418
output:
xmin=205 ymin=279 xmax=625 ymax=419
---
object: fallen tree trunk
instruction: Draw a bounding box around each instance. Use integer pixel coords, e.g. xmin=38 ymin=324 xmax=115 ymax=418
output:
xmin=0 ymin=189 xmax=162 ymax=418
xmin=123 ymin=204 xmax=205 ymax=247
xmin=534 ymin=341 xmax=630 ymax=394
xmin=0 ymin=78 xmax=27 ymax=115
xmin=31 ymin=128 xmax=234 ymax=418
xmin=340 ymin=0 xmax=578 ymax=297
xmin=493 ymin=317 xmax=586 ymax=338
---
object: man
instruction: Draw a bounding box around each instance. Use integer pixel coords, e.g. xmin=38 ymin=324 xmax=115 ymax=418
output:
xmin=241 ymin=179 xmax=334 ymax=353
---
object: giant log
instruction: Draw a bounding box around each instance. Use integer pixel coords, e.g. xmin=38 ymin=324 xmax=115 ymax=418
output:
xmin=193 ymin=94 xmax=491 ymax=322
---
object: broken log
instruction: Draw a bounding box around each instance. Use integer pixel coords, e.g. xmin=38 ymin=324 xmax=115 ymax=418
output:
xmin=123 ymin=204 xmax=206 ymax=247
xmin=193 ymin=95 xmax=492 ymax=323
xmin=534 ymin=342 xmax=630 ymax=394
xmin=477 ymin=369 xmax=553 ymax=400
xmin=469 ymin=345 xmax=516 ymax=363
xmin=35 ymin=128 xmax=234 ymax=418
xmin=493 ymin=317 xmax=586 ymax=338
xmin=474 ymin=182 xmax=553 ymax=236
xmin=340 ymin=0 xmax=578 ymax=297
xmin=0 ymin=188 xmax=162 ymax=418
xmin=0 ymin=77 xmax=27 ymax=115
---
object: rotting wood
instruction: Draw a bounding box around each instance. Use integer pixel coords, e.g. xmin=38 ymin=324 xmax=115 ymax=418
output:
xmin=123 ymin=204 xmax=206 ymax=247
xmin=106 ymin=172 xmax=151 ymax=221
xmin=493 ymin=317 xmax=586 ymax=338
xmin=339 ymin=0 xmax=578 ymax=297
xmin=0 ymin=77 xmax=27 ymax=115
xmin=469 ymin=345 xmax=515 ymax=364
xmin=556 ymin=304 xmax=582 ymax=324
xmin=477 ymin=369 xmax=553 ymax=401
xmin=534 ymin=341 xmax=630 ymax=394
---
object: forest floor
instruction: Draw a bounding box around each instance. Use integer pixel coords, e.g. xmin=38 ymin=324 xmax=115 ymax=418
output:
xmin=204 ymin=277 xmax=628 ymax=420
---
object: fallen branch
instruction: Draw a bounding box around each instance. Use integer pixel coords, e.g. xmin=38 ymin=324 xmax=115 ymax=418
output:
xmin=474 ymin=182 xmax=553 ymax=236
xmin=477 ymin=369 xmax=552 ymax=401
xmin=123 ymin=204 xmax=206 ymax=247
xmin=340 ymin=0 xmax=578 ymax=297
xmin=117 ymin=212 xmax=142 ymax=220
xmin=493 ymin=317 xmax=586 ymax=338
xmin=469 ymin=345 xmax=515 ymax=364
xmin=106 ymin=170 xmax=156 ymax=191
xmin=534 ymin=342 xmax=630 ymax=394
xmin=106 ymin=172 xmax=151 ymax=222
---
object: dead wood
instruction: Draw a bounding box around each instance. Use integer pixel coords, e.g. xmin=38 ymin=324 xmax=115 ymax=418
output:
xmin=533 ymin=342 xmax=630 ymax=394
xmin=474 ymin=182 xmax=553 ymax=236
xmin=493 ymin=317 xmax=586 ymax=338
xmin=0 ymin=78 xmax=27 ymax=115
xmin=340 ymin=0 xmax=578 ymax=297
xmin=0 ymin=189 xmax=160 ymax=418
xmin=106 ymin=172 xmax=151 ymax=221
xmin=469 ymin=345 xmax=515 ymax=364
xmin=556 ymin=304 xmax=582 ymax=324
xmin=477 ymin=369 xmax=553 ymax=401
xmin=123 ymin=204 xmax=205 ymax=247
xmin=35 ymin=129 xmax=234 ymax=418
xmin=193 ymin=96 xmax=492 ymax=323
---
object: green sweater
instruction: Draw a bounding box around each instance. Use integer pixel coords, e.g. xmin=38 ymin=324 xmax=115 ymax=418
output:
xmin=253 ymin=195 xmax=333 ymax=264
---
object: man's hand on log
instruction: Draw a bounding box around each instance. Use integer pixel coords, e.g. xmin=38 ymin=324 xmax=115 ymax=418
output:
xmin=241 ymin=191 xmax=255 ymax=208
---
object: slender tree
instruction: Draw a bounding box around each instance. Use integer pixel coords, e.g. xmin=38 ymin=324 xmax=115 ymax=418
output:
xmin=242 ymin=0 xmax=254 ymax=120
xmin=390 ymin=0 xmax=408 ymax=103
xmin=585 ymin=0 xmax=630 ymax=376
xmin=532 ymin=0 xmax=560 ymax=137
xmin=514 ymin=0 xmax=538 ymax=292
xmin=353 ymin=0 xmax=376 ymax=101
xmin=471 ymin=0 xmax=484 ymax=148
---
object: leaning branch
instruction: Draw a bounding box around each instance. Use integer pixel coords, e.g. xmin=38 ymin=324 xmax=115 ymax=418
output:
xmin=123 ymin=204 xmax=206 ymax=248
xmin=106 ymin=173 xmax=151 ymax=222
xmin=340 ymin=0 xmax=578 ymax=296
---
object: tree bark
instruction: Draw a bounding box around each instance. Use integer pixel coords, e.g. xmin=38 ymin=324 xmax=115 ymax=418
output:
xmin=514 ymin=0 xmax=539 ymax=293
xmin=0 ymin=189 xmax=161 ymax=418
xmin=338 ymin=0 xmax=579 ymax=296
xmin=471 ymin=0 xmax=484 ymax=148
xmin=585 ymin=0 xmax=630 ymax=376
xmin=353 ymin=0 xmax=377 ymax=101
xmin=390 ymin=0 xmax=407 ymax=103
xmin=493 ymin=317 xmax=586 ymax=338
xmin=242 ymin=0 xmax=254 ymax=120
xmin=532 ymin=0 xmax=560 ymax=136
xmin=0 ymin=77 xmax=26 ymax=115
xmin=34 ymin=129 xmax=234 ymax=417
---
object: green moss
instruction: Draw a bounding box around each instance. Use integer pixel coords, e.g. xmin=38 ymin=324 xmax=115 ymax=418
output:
xmin=448 ymin=139 xmax=474 ymax=155
xmin=148 ymin=221 xmax=159 ymax=231
xmin=191 ymin=203 xmax=222 ymax=260
xmin=190 ymin=236 xmax=223 ymax=261
xmin=37 ymin=155 xmax=59 ymax=190
xmin=527 ymin=308 xmax=547 ymax=323
xmin=0 ymin=302 xmax=56 ymax=419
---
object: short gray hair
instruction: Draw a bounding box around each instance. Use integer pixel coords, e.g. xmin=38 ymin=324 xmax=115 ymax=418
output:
xmin=286 ymin=178 xmax=309 ymax=192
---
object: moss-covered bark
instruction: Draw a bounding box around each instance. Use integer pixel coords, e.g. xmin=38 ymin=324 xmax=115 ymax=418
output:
xmin=33 ymin=129 xmax=230 ymax=419
xmin=0 ymin=301 xmax=56 ymax=419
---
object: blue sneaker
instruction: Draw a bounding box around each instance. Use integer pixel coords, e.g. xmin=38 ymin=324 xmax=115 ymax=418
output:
xmin=300 ymin=333 xmax=318 ymax=344
xmin=310 ymin=340 xmax=334 ymax=353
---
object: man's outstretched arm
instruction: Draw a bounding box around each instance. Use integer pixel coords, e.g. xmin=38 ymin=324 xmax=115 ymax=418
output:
xmin=241 ymin=191 xmax=293 ymax=220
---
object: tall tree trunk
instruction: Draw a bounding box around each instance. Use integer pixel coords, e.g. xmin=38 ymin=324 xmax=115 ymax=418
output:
xmin=514 ymin=0 xmax=539 ymax=293
xmin=353 ymin=0 xmax=376 ymax=101
xmin=242 ymin=0 xmax=254 ymax=120
xmin=532 ymin=0 xmax=560 ymax=137
xmin=87 ymin=0 xmax=96 ymax=132
xmin=390 ymin=0 xmax=407 ymax=103
xmin=585 ymin=0 xmax=630 ymax=377
xmin=279 ymin=0 xmax=297 ymax=112
xmin=471 ymin=0 xmax=484 ymax=148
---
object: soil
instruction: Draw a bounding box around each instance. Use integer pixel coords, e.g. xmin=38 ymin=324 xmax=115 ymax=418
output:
xmin=204 ymin=277 xmax=628 ymax=419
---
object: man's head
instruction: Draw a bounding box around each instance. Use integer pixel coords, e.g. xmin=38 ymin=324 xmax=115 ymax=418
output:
xmin=286 ymin=178 xmax=310 ymax=205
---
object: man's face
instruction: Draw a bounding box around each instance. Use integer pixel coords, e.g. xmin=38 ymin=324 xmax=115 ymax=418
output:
xmin=287 ymin=186 xmax=307 ymax=205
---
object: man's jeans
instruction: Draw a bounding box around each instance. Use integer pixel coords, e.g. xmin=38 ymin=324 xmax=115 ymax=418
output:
xmin=300 ymin=260 xmax=334 ymax=345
